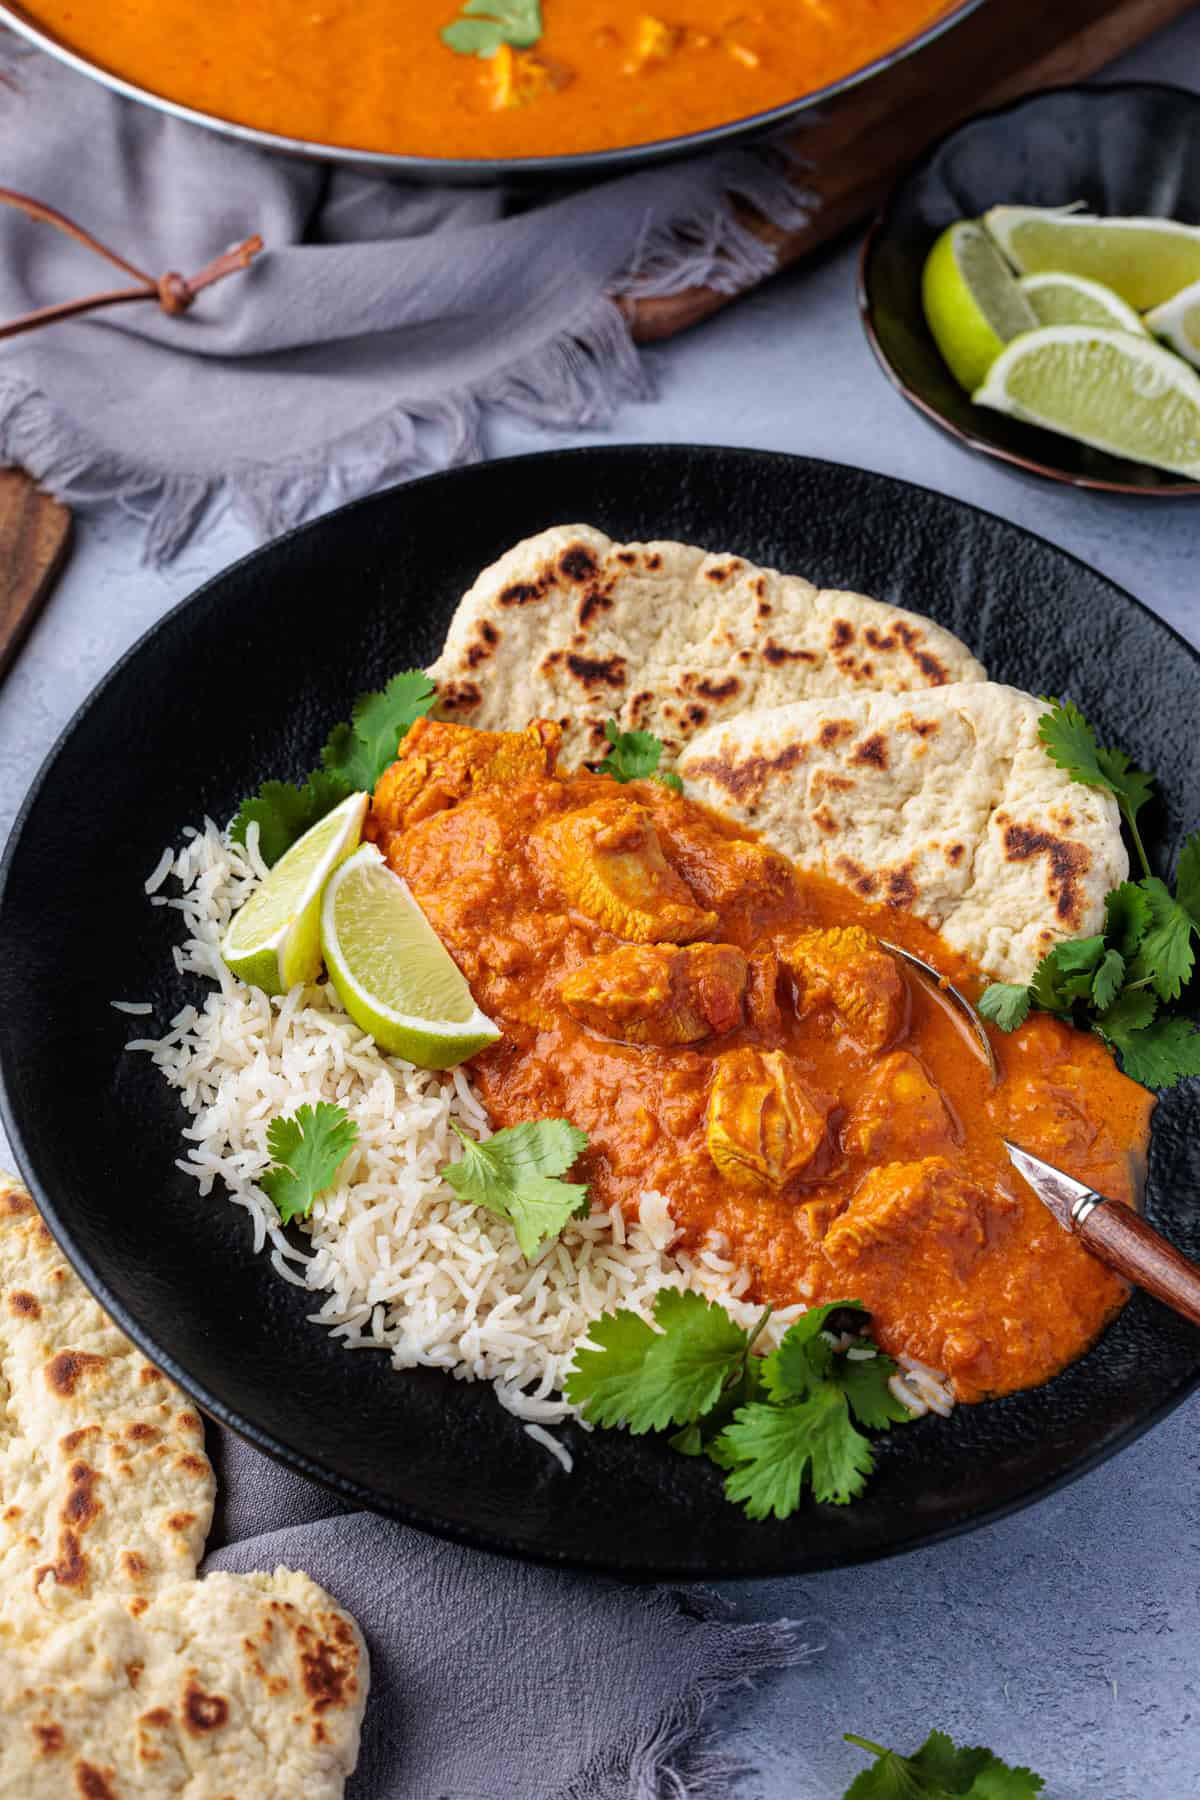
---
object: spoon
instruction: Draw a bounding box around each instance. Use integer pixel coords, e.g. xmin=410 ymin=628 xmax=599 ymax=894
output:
xmin=880 ymin=941 xmax=1200 ymax=1330
xmin=881 ymin=940 xmax=997 ymax=1082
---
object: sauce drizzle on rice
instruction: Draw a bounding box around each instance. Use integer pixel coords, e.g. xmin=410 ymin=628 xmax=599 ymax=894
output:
xmin=127 ymin=822 xmax=950 ymax=1443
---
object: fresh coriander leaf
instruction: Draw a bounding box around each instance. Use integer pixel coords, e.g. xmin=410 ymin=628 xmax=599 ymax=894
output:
xmin=1097 ymin=987 xmax=1158 ymax=1038
xmin=977 ymin=982 xmax=1030 ymax=1033
xmin=717 ymin=1387 xmax=875 ymax=1515
xmin=837 ymin=1349 xmax=912 ymax=1431
xmin=842 ymin=1729 xmax=1045 ymax=1800
xmin=1038 ymin=699 xmax=1155 ymax=872
xmin=441 ymin=0 xmax=542 ymax=57
xmin=669 ymin=1420 xmax=705 ymax=1457
xmin=566 ymin=1289 xmax=750 ymax=1433
xmin=597 ymin=719 xmax=673 ymax=784
xmin=1104 ymin=1015 xmax=1200 ymax=1090
xmin=1091 ymin=947 xmax=1126 ymax=1011
xmin=1032 ymin=936 xmax=1107 ymax=1008
xmin=441 ymin=1118 xmax=588 ymax=1262
xmin=1047 ymin=933 xmax=1106 ymax=973
xmin=656 ymin=769 xmax=685 ymax=794
xmin=634 ymin=1290 xmax=754 ymax=1430
xmin=1029 ymin=952 xmax=1074 ymax=1018
xmin=229 ymin=666 xmax=433 ymax=864
xmin=1175 ymin=830 xmax=1200 ymax=927
xmin=673 ymin=1353 xmax=767 ymax=1459
xmin=322 ymin=670 xmax=436 ymax=792
xmin=229 ymin=769 xmax=351 ymax=867
xmin=760 ymin=1300 xmax=865 ymax=1401
xmin=564 ymin=1308 xmax=659 ymax=1427
xmin=1104 ymin=881 xmax=1151 ymax=960
xmin=260 ymin=1102 xmax=358 ymax=1226
xmin=1138 ymin=876 xmax=1197 ymax=1002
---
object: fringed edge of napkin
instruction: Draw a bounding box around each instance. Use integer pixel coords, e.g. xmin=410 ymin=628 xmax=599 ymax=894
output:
xmin=0 ymin=151 xmax=812 ymax=564
xmin=557 ymin=1589 xmax=823 ymax=1800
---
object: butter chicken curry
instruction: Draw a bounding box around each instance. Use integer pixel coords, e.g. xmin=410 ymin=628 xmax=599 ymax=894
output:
xmin=368 ymin=716 xmax=1153 ymax=1405
xmin=20 ymin=0 xmax=953 ymax=159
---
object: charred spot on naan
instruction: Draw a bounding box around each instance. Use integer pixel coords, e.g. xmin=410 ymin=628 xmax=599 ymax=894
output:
xmin=997 ymin=814 xmax=1094 ymax=928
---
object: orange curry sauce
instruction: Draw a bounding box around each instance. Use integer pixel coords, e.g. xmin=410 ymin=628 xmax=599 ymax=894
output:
xmin=21 ymin=0 xmax=951 ymax=159
xmin=368 ymin=717 xmax=1153 ymax=1403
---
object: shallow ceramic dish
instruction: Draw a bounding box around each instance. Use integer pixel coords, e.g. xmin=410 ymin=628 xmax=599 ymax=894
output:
xmin=0 ymin=0 xmax=983 ymax=183
xmin=859 ymin=82 xmax=1200 ymax=496
xmin=1 ymin=444 xmax=1199 ymax=1578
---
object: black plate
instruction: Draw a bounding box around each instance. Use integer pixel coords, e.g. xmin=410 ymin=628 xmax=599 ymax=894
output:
xmin=860 ymin=82 xmax=1200 ymax=496
xmin=2 ymin=445 xmax=1198 ymax=1578
xmin=0 ymin=0 xmax=984 ymax=183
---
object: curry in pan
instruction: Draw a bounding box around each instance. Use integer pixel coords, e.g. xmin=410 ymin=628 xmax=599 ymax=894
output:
xmin=20 ymin=0 xmax=953 ymax=159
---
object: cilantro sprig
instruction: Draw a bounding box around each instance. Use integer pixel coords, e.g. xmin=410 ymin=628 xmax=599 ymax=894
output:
xmin=260 ymin=1102 xmax=358 ymax=1226
xmin=566 ymin=1295 xmax=911 ymax=1520
xmin=441 ymin=0 xmax=542 ymax=57
xmin=979 ymin=700 xmax=1200 ymax=1090
xmin=440 ymin=1118 xmax=589 ymax=1261
xmin=842 ymin=1729 xmax=1044 ymax=1800
xmin=596 ymin=719 xmax=684 ymax=794
xmin=230 ymin=670 xmax=436 ymax=866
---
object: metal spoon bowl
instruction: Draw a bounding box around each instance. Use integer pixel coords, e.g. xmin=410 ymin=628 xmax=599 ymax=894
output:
xmin=881 ymin=940 xmax=997 ymax=1083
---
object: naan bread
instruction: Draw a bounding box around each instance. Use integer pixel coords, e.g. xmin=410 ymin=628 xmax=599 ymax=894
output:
xmin=0 ymin=1568 xmax=366 ymax=1798
xmin=679 ymin=683 xmax=1127 ymax=983
xmin=0 ymin=1175 xmax=369 ymax=1797
xmin=0 ymin=1178 xmax=214 ymax=1637
xmin=429 ymin=524 xmax=986 ymax=768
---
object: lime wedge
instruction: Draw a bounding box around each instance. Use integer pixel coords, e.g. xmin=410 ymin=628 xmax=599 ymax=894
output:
xmin=221 ymin=791 xmax=368 ymax=995
xmin=921 ymin=220 xmax=1038 ymax=393
xmin=1019 ymin=271 xmax=1147 ymax=335
xmin=984 ymin=206 xmax=1200 ymax=311
xmin=973 ymin=325 xmax=1200 ymax=479
xmin=320 ymin=844 xmax=499 ymax=1068
xmin=1146 ymin=277 xmax=1200 ymax=370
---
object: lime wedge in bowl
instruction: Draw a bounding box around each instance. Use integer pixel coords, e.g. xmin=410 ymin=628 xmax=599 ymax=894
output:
xmin=973 ymin=325 xmax=1200 ymax=479
xmin=921 ymin=220 xmax=1038 ymax=393
xmin=1146 ymin=277 xmax=1200 ymax=370
xmin=984 ymin=207 xmax=1200 ymax=310
xmin=321 ymin=844 xmax=499 ymax=1068
xmin=1019 ymin=271 xmax=1147 ymax=334
xmin=221 ymin=790 xmax=368 ymax=995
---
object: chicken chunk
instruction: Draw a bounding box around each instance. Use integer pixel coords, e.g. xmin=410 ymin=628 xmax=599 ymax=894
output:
xmin=779 ymin=925 xmax=907 ymax=1053
xmin=823 ymin=1157 xmax=993 ymax=1279
xmin=841 ymin=1052 xmax=959 ymax=1163
xmin=370 ymin=716 xmax=561 ymax=842
xmin=489 ymin=42 xmax=573 ymax=108
xmin=560 ymin=942 xmax=747 ymax=1046
xmin=540 ymin=797 xmax=718 ymax=944
xmin=706 ymin=1046 xmax=830 ymax=1190
xmin=657 ymin=827 xmax=799 ymax=920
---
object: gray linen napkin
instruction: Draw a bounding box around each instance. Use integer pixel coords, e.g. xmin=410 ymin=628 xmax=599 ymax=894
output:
xmin=0 ymin=39 xmax=809 ymax=561
xmin=205 ymin=1427 xmax=818 ymax=1799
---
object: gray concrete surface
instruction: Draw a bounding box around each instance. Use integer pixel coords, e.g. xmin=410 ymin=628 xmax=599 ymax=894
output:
xmin=1 ymin=12 xmax=1198 ymax=1796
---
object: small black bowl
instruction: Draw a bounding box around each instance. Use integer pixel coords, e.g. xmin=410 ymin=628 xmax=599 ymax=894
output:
xmin=859 ymin=82 xmax=1200 ymax=496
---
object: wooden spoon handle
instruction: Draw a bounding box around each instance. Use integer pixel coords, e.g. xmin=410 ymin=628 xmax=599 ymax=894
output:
xmin=1080 ymin=1202 xmax=1200 ymax=1329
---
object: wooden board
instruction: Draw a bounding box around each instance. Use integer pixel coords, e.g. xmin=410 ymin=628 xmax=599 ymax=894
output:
xmin=0 ymin=470 xmax=72 ymax=682
xmin=628 ymin=0 xmax=1196 ymax=341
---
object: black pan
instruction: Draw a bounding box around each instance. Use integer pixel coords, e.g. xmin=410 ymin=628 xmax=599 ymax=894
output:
xmin=0 ymin=0 xmax=984 ymax=183
xmin=1 ymin=444 xmax=1197 ymax=1578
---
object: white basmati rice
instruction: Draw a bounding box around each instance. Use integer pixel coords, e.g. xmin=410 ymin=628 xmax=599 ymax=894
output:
xmin=130 ymin=821 xmax=821 ymax=1436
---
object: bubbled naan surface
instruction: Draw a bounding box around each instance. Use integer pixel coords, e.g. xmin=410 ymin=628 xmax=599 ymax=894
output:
xmin=0 ymin=1175 xmax=368 ymax=1797
xmin=0 ymin=1568 xmax=367 ymax=1798
xmin=679 ymin=683 xmax=1127 ymax=984
xmin=428 ymin=524 xmax=986 ymax=769
xmin=0 ymin=1176 xmax=214 ymax=1639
